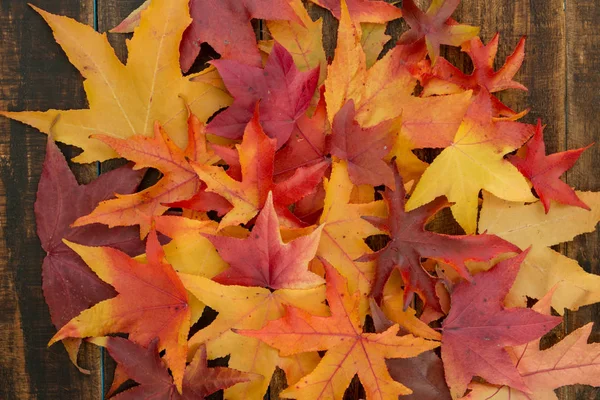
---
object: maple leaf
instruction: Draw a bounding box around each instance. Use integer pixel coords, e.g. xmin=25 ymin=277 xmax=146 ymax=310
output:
xmin=309 ymin=0 xmax=402 ymax=23
xmin=204 ymin=191 xmax=324 ymax=289
xmin=73 ymin=112 xmax=221 ymax=237
xmin=193 ymin=108 xmax=329 ymax=229
xmin=423 ymin=34 xmax=527 ymax=116
xmin=462 ymin=290 xmax=600 ymax=399
xmin=90 ymin=338 xmax=254 ymax=399
xmin=238 ymin=261 xmax=440 ymax=399
xmin=112 ymin=0 xmax=301 ymax=72
xmin=399 ymin=0 xmax=480 ymax=64
xmin=208 ymin=42 xmax=320 ymax=147
xmin=179 ymin=273 xmax=328 ymax=399
xmin=316 ymin=161 xmax=387 ymax=318
xmin=441 ymin=251 xmax=562 ymax=398
xmin=508 ymin=120 xmax=592 ymax=213
xmin=479 ymin=191 xmax=600 ymax=314
xmin=362 ymin=165 xmax=518 ymax=314
xmin=370 ymin=299 xmax=451 ymax=400
xmin=324 ymin=3 xmax=473 ymax=152
xmin=49 ymin=230 xmax=191 ymax=392
xmin=406 ymin=90 xmax=536 ymax=234
xmin=330 ymin=100 xmax=397 ymax=188
xmin=36 ymin=137 xmax=145 ymax=371
xmin=0 ymin=0 xmax=230 ymax=163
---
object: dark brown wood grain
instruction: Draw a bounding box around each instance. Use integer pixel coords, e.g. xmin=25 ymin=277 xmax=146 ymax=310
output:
xmin=1 ymin=0 xmax=599 ymax=399
xmin=0 ymin=1 xmax=102 ymax=399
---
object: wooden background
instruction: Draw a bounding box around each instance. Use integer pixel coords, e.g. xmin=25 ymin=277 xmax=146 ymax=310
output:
xmin=1 ymin=0 xmax=599 ymax=399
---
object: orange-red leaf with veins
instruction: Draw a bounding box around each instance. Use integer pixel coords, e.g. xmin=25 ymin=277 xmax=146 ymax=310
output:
xmin=49 ymin=230 xmax=191 ymax=392
xmin=441 ymin=251 xmax=561 ymax=398
xmin=74 ymin=112 xmax=222 ymax=237
xmin=238 ymin=261 xmax=440 ymax=399
xmin=509 ymin=120 xmax=592 ymax=213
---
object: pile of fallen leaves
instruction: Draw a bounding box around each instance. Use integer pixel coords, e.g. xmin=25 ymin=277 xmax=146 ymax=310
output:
xmin=3 ymin=0 xmax=600 ymax=398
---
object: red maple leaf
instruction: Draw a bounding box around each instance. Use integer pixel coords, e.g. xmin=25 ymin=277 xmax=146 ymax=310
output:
xmin=90 ymin=337 xmax=255 ymax=399
xmin=330 ymin=100 xmax=397 ymax=188
xmin=204 ymin=192 xmax=324 ymax=289
xmin=399 ymin=0 xmax=479 ymax=64
xmin=360 ymin=165 xmax=519 ymax=314
xmin=509 ymin=120 xmax=592 ymax=213
xmin=441 ymin=250 xmax=562 ymax=398
xmin=208 ymin=43 xmax=320 ymax=148
xmin=309 ymin=0 xmax=402 ymax=23
xmin=424 ymin=34 xmax=527 ymax=116
xmin=49 ymin=230 xmax=192 ymax=391
xmin=35 ymin=138 xmax=146 ymax=369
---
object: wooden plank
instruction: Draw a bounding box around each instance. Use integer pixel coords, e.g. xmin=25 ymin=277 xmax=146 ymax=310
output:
xmin=564 ymin=0 xmax=600 ymax=399
xmin=0 ymin=1 xmax=102 ymax=399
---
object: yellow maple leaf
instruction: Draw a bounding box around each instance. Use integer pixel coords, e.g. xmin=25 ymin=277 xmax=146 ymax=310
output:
xmin=406 ymin=92 xmax=536 ymax=233
xmin=479 ymin=191 xmax=600 ymax=314
xmin=179 ymin=273 xmax=328 ymax=400
xmin=1 ymin=0 xmax=230 ymax=163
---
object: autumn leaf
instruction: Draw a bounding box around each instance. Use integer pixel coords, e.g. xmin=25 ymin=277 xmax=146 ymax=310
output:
xmin=423 ymin=34 xmax=527 ymax=116
xmin=362 ymin=165 xmax=518 ymax=314
xmin=193 ymin=108 xmax=329 ymax=229
xmin=179 ymin=273 xmax=328 ymax=399
xmin=238 ymin=261 xmax=440 ymax=399
xmin=509 ymin=120 xmax=592 ymax=212
xmin=462 ymin=290 xmax=600 ymax=399
xmin=49 ymin=230 xmax=191 ymax=392
xmin=90 ymin=338 xmax=255 ymax=399
xmin=316 ymin=161 xmax=387 ymax=317
xmin=406 ymin=90 xmax=536 ymax=234
xmin=0 ymin=0 xmax=230 ymax=163
xmin=370 ymin=299 xmax=451 ymax=400
xmin=73 ymin=112 xmax=221 ymax=237
xmin=204 ymin=191 xmax=324 ymax=289
xmin=441 ymin=251 xmax=562 ymax=398
xmin=208 ymin=42 xmax=320 ymax=147
xmin=36 ymin=137 xmax=145 ymax=371
xmin=399 ymin=0 xmax=480 ymax=64
xmin=479 ymin=191 xmax=600 ymax=314
xmin=330 ymin=100 xmax=397 ymax=188
xmin=309 ymin=0 xmax=402 ymax=23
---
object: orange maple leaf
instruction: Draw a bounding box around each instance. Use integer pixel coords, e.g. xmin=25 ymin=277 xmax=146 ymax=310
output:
xmin=238 ymin=261 xmax=440 ymax=399
xmin=73 ymin=111 xmax=221 ymax=237
xmin=49 ymin=230 xmax=191 ymax=393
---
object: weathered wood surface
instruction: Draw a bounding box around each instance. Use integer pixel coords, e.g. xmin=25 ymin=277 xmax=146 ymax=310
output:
xmin=0 ymin=0 xmax=599 ymax=399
